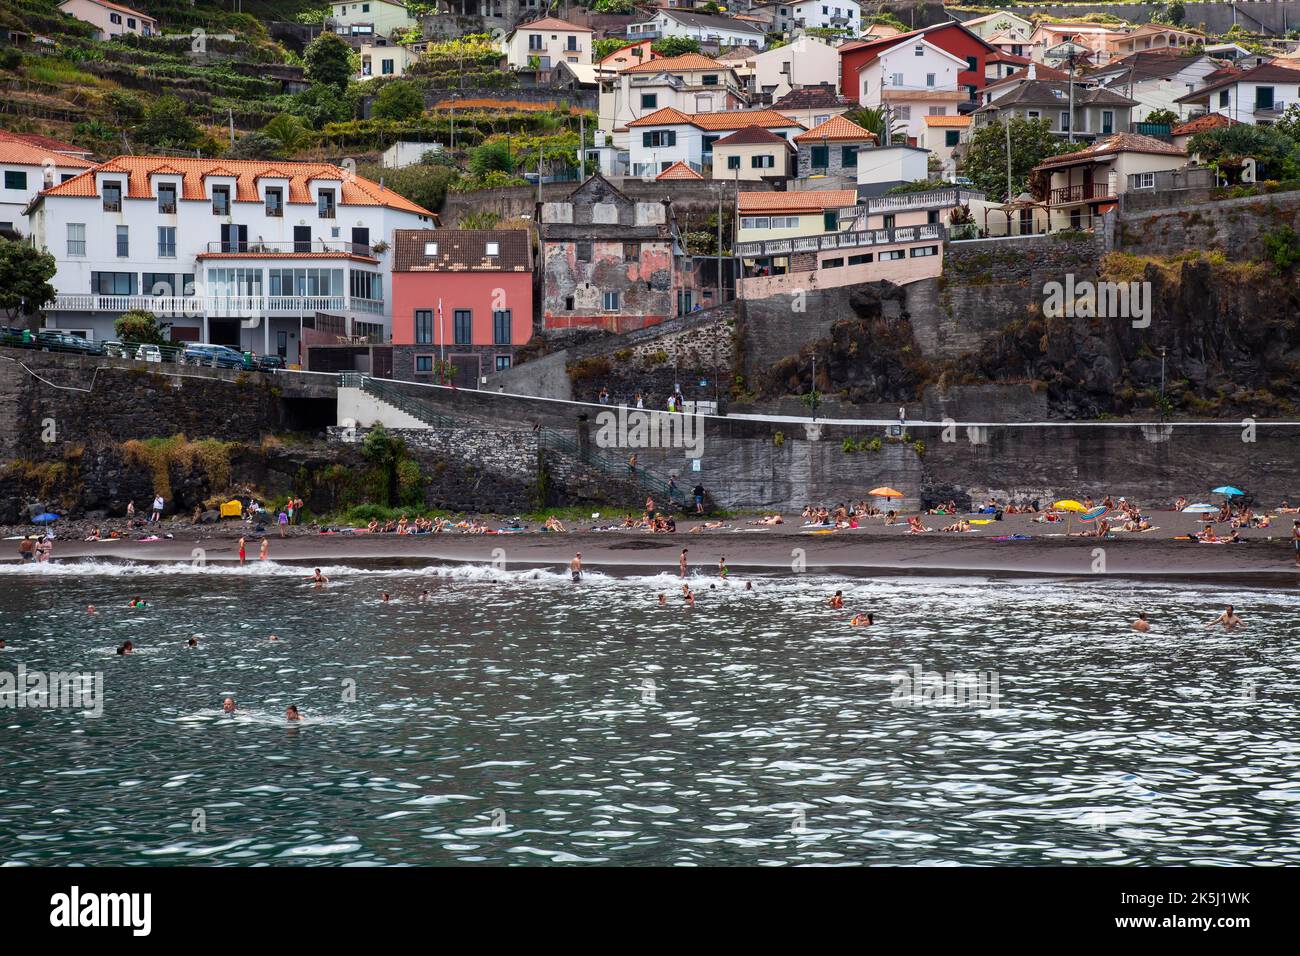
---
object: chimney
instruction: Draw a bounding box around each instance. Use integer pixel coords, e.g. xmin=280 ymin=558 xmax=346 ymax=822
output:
xmin=1027 ymin=62 xmax=1036 ymax=80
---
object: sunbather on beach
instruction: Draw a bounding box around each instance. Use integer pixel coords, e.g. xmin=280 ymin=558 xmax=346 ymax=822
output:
xmin=906 ymin=515 xmax=930 ymax=534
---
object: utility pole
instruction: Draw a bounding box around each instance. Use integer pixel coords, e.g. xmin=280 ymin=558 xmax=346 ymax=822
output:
xmin=228 ymin=108 xmax=235 ymax=146
xmin=1159 ymin=346 xmax=1168 ymax=419
xmin=578 ymin=110 xmax=585 ymax=181
xmin=1005 ymin=117 xmax=1012 ymax=202
xmin=715 ymin=183 xmax=723 ymax=307
xmin=811 ymin=354 xmax=818 ymax=421
xmin=1067 ymin=51 xmax=1076 ymax=145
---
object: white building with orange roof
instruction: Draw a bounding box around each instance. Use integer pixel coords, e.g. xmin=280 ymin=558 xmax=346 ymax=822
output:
xmin=27 ymin=156 xmax=436 ymax=358
xmin=0 ymin=130 xmax=96 ymax=234
xmin=595 ymin=38 xmax=657 ymax=75
xmin=793 ymin=114 xmax=878 ymax=182
xmin=626 ymin=9 xmax=767 ymax=51
xmin=857 ymin=36 xmax=969 ymax=142
xmin=918 ymin=114 xmax=971 ymax=175
xmin=711 ymin=127 xmax=796 ymax=181
xmin=625 ymin=107 xmax=804 ymax=178
xmin=504 ymin=16 xmax=593 ymax=71
xmin=57 ymin=0 xmax=156 ymax=39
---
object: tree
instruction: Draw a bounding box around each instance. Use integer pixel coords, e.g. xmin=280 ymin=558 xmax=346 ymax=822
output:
xmin=358 ymin=163 xmax=457 ymax=213
xmin=291 ymin=83 xmax=352 ymax=129
xmin=224 ymin=132 xmax=282 ymax=160
xmin=1143 ymin=108 xmax=1179 ymax=128
xmin=963 ymin=117 xmax=1080 ymax=202
xmin=135 ymin=95 xmax=203 ymax=150
xmin=469 ymin=140 xmax=515 ymax=176
xmin=0 ymin=240 xmax=56 ymax=331
xmin=843 ymin=106 xmax=906 ymax=145
xmin=652 ymin=37 xmax=701 ymax=57
xmin=1188 ymin=123 xmax=1298 ymax=179
xmin=261 ymin=113 xmax=310 ymax=155
xmin=371 ymin=80 xmax=424 ymax=121
xmin=114 ymin=309 xmax=169 ymax=345
xmin=1275 ymin=103 xmax=1300 ymax=145
xmin=590 ymin=0 xmax=635 ymax=12
xmin=303 ymin=32 xmax=354 ymax=92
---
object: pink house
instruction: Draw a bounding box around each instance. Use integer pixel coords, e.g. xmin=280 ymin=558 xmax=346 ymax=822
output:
xmin=390 ymin=229 xmax=534 ymax=388
xmin=58 ymin=0 xmax=157 ymax=39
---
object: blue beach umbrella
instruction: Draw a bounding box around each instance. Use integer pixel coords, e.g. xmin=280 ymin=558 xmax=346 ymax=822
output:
xmin=1079 ymin=506 xmax=1108 ymax=523
xmin=1211 ymin=486 xmax=1244 ymax=497
xmin=32 ymin=513 xmax=60 ymax=523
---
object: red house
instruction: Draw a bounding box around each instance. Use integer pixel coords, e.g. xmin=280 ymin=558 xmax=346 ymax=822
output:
xmin=839 ymin=21 xmax=997 ymax=108
xmin=391 ymin=229 xmax=534 ymax=388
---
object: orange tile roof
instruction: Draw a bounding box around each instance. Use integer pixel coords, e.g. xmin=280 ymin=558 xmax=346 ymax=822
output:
xmin=38 ymin=155 xmax=434 ymax=217
xmin=0 ymin=128 xmax=92 ymax=156
xmin=738 ymin=189 xmax=859 ymax=214
xmin=923 ymin=115 xmax=972 ymax=127
xmin=1035 ymin=133 xmax=1186 ymax=169
xmin=656 ymin=161 xmax=704 ymax=181
xmin=627 ymin=107 xmax=801 ymax=130
xmin=0 ymin=137 xmax=95 ymax=169
xmin=511 ymin=15 xmax=593 ymax=33
xmin=793 ymin=115 xmax=877 ymax=144
xmin=623 ymin=53 xmax=728 ymax=74
xmin=1170 ymin=112 xmax=1237 ymax=136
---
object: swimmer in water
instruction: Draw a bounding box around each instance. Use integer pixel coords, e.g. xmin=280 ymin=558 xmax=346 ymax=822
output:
xmin=718 ymin=556 xmax=728 ymax=578
xmin=223 ymin=698 xmax=236 ymax=713
xmin=828 ymin=590 xmax=844 ymax=610
xmin=1205 ymin=605 xmax=1245 ymax=631
xmin=745 ymin=581 xmax=753 ymax=591
xmin=268 ymin=634 xmax=278 ymax=642
xmin=286 ymin=705 xmax=301 ymax=722
xmin=116 ymin=641 xmax=133 ymax=656
xmin=419 ymin=590 xmax=430 ymax=603
xmin=87 ymin=604 xmax=95 ymax=615
xmin=682 ymin=583 xmax=695 ymax=607
xmin=381 ymin=591 xmax=391 ymax=602
xmin=187 ymin=637 xmax=198 ymax=648
xmin=658 ymin=593 xmax=667 ymax=606
xmin=570 ymin=552 xmax=583 ymax=583
xmin=310 ymin=568 xmax=329 ymax=586
xmin=850 ymin=612 xmax=873 ymax=627
xmin=0 ymin=639 xmax=6 ymax=650
xmin=129 ymin=596 xmax=146 ymax=608
xmin=1132 ymin=612 xmax=1150 ymax=632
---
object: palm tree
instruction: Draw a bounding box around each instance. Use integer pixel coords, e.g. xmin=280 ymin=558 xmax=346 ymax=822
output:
xmin=844 ymin=106 xmax=906 ymax=146
xmin=261 ymin=114 xmax=310 ymax=157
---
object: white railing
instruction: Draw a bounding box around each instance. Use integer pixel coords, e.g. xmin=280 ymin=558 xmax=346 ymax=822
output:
xmin=839 ymin=187 xmax=985 ymax=223
xmin=49 ymin=294 xmax=383 ymax=316
xmin=735 ymin=224 xmax=944 ymax=258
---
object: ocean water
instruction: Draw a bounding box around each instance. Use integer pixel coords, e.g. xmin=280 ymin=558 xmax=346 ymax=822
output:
xmin=1 ymin=559 xmax=1298 ymax=866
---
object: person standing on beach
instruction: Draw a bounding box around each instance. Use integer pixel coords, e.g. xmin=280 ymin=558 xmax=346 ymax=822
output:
xmin=151 ymin=495 xmax=164 ymax=523
xmin=679 ymin=548 xmax=688 ymax=577
xmin=278 ymin=509 xmax=288 ymax=538
xmin=570 ymin=552 xmax=583 ymax=583
xmin=126 ymin=500 xmax=135 ymax=524
xmin=1292 ymin=520 xmax=1300 ymax=567
xmin=259 ymin=537 xmax=269 ymax=561
xmin=693 ymin=482 xmax=705 ymax=515
xmin=1205 ymin=606 xmax=1245 ymax=631
xmin=238 ymin=536 xmax=247 ymax=565
xmin=1132 ymin=612 xmax=1150 ymax=633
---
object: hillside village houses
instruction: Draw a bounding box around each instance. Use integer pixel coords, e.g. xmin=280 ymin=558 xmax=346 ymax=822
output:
xmin=1175 ymin=61 xmax=1300 ymax=125
xmin=626 ymin=9 xmax=768 ymax=51
xmin=710 ymin=127 xmax=796 ymax=181
xmin=918 ymin=114 xmax=971 ymax=176
xmin=25 ymin=157 xmax=435 ymax=361
xmin=855 ymin=36 xmax=970 ymax=142
xmin=959 ymin=11 xmax=1034 ymax=43
xmin=326 ymin=0 xmax=416 ymax=39
xmin=503 ymin=16 xmax=593 ymax=71
xmin=626 ymin=107 xmax=804 ymax=178
xmin=1033 ymin=133 xmax=1189 ymax=231
xmin=753 ymin=0 xmax=862 ymax=36
xmin=771 ymin=84 xmax=853 ymax=131
xmin=1089 ymin=50 xmax=1222 ymax=123
xmin=973 ymin=68 xmax=1138 ymax=141
xmin=57 ymin=0 xmax=156 ymax=40
xmin=794 ymin=115 xmax=877 ymax=183
xmin=839 ymin=22 xmax=997 ymax=111
xmin=356 ymin=36 xmax=419 ymax=79
xmin=0 ymin=130 xmax=95 ymax=234
xmin=720 ymin=35 xmax=842 ymax=102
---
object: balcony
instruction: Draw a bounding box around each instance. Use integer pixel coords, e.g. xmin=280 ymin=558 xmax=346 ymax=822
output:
xmin=201 ymin=239 xmax=376 ymax=258
xmin=48 ymin=294 xmax=386 ymax=317
xmin=735 ymin=224 xmax=945 ymax=259
xmin=1049 ymin=182 xmax=1114 ymax=205
xmin=837 ymin=187 xmax=985 ymax=224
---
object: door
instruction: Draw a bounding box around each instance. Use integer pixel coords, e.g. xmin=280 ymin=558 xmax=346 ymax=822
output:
xmin=450 ymin=354 xmax=480 ymax=389
xmin=220 ymin=224 xmax=247 ymax=253
xmin=351 ymin=227 xmax=369 ymax=256
xmin=294 ymin=226 xmax=311 ymax=253
xmin=276 ymin=330 xmax=288 ymax=358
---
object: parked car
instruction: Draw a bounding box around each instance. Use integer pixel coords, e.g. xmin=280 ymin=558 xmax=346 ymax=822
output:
xmin=37 ymin=330 xmax=102 ymax=355
xmin=183 ymin=343 xmax=246 ymax=369
xmin=136 ymin=344 xmax=163 ymax=363
xmin=255 ymin=353 xmax=286 ymax=371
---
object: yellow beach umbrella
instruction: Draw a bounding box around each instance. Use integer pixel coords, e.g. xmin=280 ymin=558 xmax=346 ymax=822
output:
xmin=869 ymin=487 xmax=904 ymax=498
xmin=1053 ymin=499 xmax=1086 ymax=512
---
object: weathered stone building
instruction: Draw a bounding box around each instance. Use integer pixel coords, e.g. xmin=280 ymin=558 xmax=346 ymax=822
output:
xmin=539 ymin=175 xmax=679 ymax=333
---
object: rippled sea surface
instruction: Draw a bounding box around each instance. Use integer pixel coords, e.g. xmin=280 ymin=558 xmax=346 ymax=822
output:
xmin=1 ymin=559 xmax=1298 ymax=866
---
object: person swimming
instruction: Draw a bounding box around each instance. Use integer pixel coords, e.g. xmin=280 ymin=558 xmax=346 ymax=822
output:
xmin=268 ymin=634 xmax=279 ymax=642
xmin=745 ymin=581 xmax=753 ymax=591
xmin=570 ymin=552 xmax=583 ymax=583
xmin=286 ymin=705 xmax=301 ymax=722
xmin=419 ymin=590 xmax=430 ymax=602
xmin=1132 ymin=612 xmax=1150 ymax=633
xmin=116 ymin=641 xmax=133 ymax=656
xmin=850 ymin=613 xmax=873 ymax=627
xmin=310 ymin=568 xmax=329 ymax=586
xmin=658 ymin=593 xmax=667 ymax=606
xmin=128 ymin=597 xmax=147 ymax=608
xmin=223 ymin=698 xmax=236 ymax=713
xmin=87 ymin=605 xmax=96 ymax=615
xmin=187 ymin=637 xmax=199 ymax=648
xmin=829 ymin=590 xmax=844 ymax=610
xmin=381 ymin=591 xmax=391 ymax=602
xmin=1205 ymin=605 xmax=1245 ymax=631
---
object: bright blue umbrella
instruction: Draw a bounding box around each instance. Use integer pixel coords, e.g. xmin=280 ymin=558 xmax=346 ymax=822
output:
xmin=1211 ymin=486 xmax=1244 ymax=497
xmin=1079 ymin=506 xmax=1109 ymax=523
xmin=32 ymin=513 xmax=60 ymax=523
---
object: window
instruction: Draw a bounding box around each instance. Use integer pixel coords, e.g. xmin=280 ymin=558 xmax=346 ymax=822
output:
xmin=895 ymin=105 xmax=911 ymax=120
xmin=891 ymin=72 xmax=903 ymax=86
xmin=751 ymin=154 xmax=775 ymax=169
xmin=1129 ymin=172 xmax=1156 ymax=190
xmin=351 ymin=227 xmax=369 ymax=254
xmin=295 ymin=226 xmax=312 ymax=253
xmin=910 ymin=245 xmax=938 ymax=257
xmin=156 ymin=183 xmax=177 ymax=214
xmin=879 ymin=249 xmax=906 ymax=261
xmin=840 ymin=145 xmax=857 ymax=167
xmin=495 ymin=355 xmax=512 ymax=372
xmin=143 ymin=273 xmax=191 ymax=296
xmin=882 ymin=214 xmax=895 ymax=230
xmin=415 ymin=355 xmax=433 ymax=373
xmin=528 ymin=34 xmax=542 ymax=51
xmin=810 ymin=145 xmax=829 ymax=168
xmin=4 ymin=170 xmax=26 ymax=190
xmin=103 ymin=181 xmax=122 ymax=212
xmin=424 ymin=241 xmax=438 ymax=256
xmin=212 ymin=185 xmax=230 ymax=216
xmin=926 ymin=73 xmax=935 ymax=87
xmin=453 ymin=309 xmax=472 ymax=344
xmin=567 ymin=35 xmax=577 ymax=51
xmin=702 ymin=135 xmax=720 ymax=155
xmin=641 ymin=130 xmax=676 ymax=148
xmin=823 ymin=211 xmax=837 ymax=231
xmin=157 ymin=226 xmax=176 ymax=258
xmin=928 ymin=106 xmax=947 ymax=116
xmin=602 ymin=291 xmax=620 ymax=311
xmin=641 ymin=93 xmax=657 ymax=110
xmin=414 ymin=309 xmax=433 ymax=344
xmin=350 ymin=270 xmax=381 ymax=301
xmin=381 ymin=58 xmax=394 ymax=75
xmin=1060 ymin=111 xmax=1070 ymax=132
xmin=265 ymin=187 xmax=283 ymax=217
xmin=847 ymin=253 xmax=872 ymax=265
xmin=727 ymin=155 xmax=741 ymax=170
xmin=91 ymin=272 xmax=136 ymax=295
xmin=116 ymin=225 xmax=129 ymax=257
xmin=485 ymin=241 xmax=499 ymax=256
xmin=702 ymin=74 xmax=718 ymax=86
xmin=127 ymin=17 xmax=135 ymax=28
xmin=110 ymin=12 xmax=121 ymax=23
xmin=317 ymin=189 xmax=336 ymax=218
xmin=1027 ymin=110 xmax=1040 ymax=121
xmin=623 ymin=242 xmax=638 ymax=261
xmin=1255 ymin=86 xmax=1275 ymax=110
xmin=576 ymin=241 xmax=592 ymax=261
xmin=1219 ymin=89 xmax=1230 ymax=108
xmin=914 ymin=44 xmax=924 ymax=56
xmin=945 ymin=130 xmax=960 ymax=147
xmin=492 ymin=309 xmax=512 ymax=344
xmin=220 ymin=224 xmax=248 ymax=253
xmin=966 ymin=56 xmax=978 ymax=71
xmin=66 ymin=223 xmax=85 ymax=257
xmin=1102 ymin=110 xmax=1114 ymax=135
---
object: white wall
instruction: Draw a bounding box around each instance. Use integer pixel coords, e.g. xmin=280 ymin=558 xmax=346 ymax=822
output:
xmin=506 ymin=24 xmax=591 ymax=70
xmin=749 ymin=35 xmax=840 ymax=99
xmin=860 ymin=40 xmax=964 ymax=140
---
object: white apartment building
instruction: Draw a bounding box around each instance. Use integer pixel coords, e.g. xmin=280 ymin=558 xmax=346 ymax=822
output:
xmin=626 ymin=107 xmax=804 ymax=178
xmin=0 ymin=131 xmax=95 ymax=234
xmin=727 ymin=34 xmax=841 ymax=102
xmin=1175 ymin=62 xmax=1300 ymax=125
xmin=504 ymin=16 xmax=593 ymax=70
xmin=759 ymin=0 xmax=859 ymax=35
xmin=857 ymin=37 xmax=969 ymax=142
xmin=326 ymin=0 xmax=415 ymax=39
xmin=626 ymin=10 xmax=767 ymax=51
xmin=57 ymin=0 xmax=157 ymax=40
xmin=27 ymin=156 xmax=436 ymax=362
